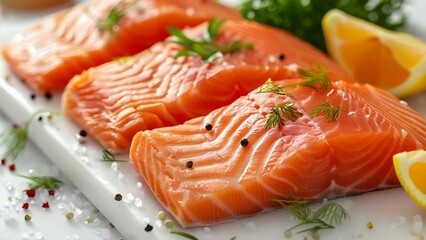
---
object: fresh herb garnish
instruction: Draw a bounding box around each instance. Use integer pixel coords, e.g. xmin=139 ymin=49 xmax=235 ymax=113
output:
xmin=240 ymin=0 xmax=406 ymax=52
xmin=170 ymin=231 xmax=236 ymax=240
xmin=170 ymin=231 xmax=198 ymax=240
xmin=101 ymin=149 xmax=128 ymax=162
xmin=270 ymin=199 xmax=349 ymax=237
xmin=19 ymin=175 xmax=63 ymax=190
xmin=266 ymin=102 xmax=302 ymax=129
xmin=257 ymin=79 xmax=293 ymax=97
xmin=0 ymin=110 xmax=57 ymax=160
xmin=97 ymin=0 xmax=141 ymax=33
xmin=258 ymin=65 xmax=332 ymax=95
xmin=167 ymin=18 xmax=253 ymax=62
xmin=310 ymin=100 xmax=343 ymax=122
xmin=297 ymin=64 xmax=332 ymax=92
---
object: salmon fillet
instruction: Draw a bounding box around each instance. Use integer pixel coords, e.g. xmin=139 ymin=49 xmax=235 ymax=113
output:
xmin=1 ymin=0 xmax=240 ymax=93
xmin=129 ymin=79 xmax=426 ymax=227
xmin=63 ymin=20 xmax=353 ymax=152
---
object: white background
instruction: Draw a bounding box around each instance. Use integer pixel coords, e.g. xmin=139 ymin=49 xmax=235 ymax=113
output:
xmin=0 ymin=0 xmax=425 ymax=240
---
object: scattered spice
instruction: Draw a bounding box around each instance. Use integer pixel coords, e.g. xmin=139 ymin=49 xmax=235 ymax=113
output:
xmin=240 ymin=138 xmax=249 ymax=147
xmin=7 ymin=195 xmax=12 ymax=201
xmin=66 ymin=212 xmax=74 ymax=220
xmin=24 ymin=214 xmax=32 ymax=221
xmin=1 ymin=158 xmax=6 ymax=165
xmin=48 ymin=189 xmax=55 ymax=196
xmin=157 ymin=211 xmax=167 ymax=221
xmin=144 ymin=223 xmax=153 ymax=232
xmin=205 ymin=123 xmax=213 ymax=131
xmin=86 ymin=216 xmax=93 ymax=224
xmin=38 ymin=116 xmax=43 ymax=122
xmin=114 ymin=193 xmax=123 ymax=201
xmin=25 ymin=188 xmax=36 ymax=198
xmin=44 ymin=92 xmax=53 ymax=100
xmin=164 ymin=219 xmax=174 ymax=229
xmin=30 ymin=94 xmax=36 ymax=100
xmin=278 ymin=53 xmax=286 ymax=60
xmin=42 ymin=202 xmax=50 ymax=208
xmin=9 ymin=164 xmax=16 ymax=171
xmin=109 ymin=222 xmax=115 ymax=228
xmin=186 ymin=161 xmax=193 ymax=169
xmin=312 ymin=232 xmax=320 ymax=240
xmin=79 ymin=130 xmax=87 ymax=137
xmin=22 ymin=202 xmax=29 ymax=210
xmin=367 ymin=221 xmax=373 ymax=229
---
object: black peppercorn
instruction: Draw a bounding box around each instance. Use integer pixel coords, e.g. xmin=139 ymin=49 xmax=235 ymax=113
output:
xmin=205 ymin=123 xmax=213 ymax=131
xmin=240 ymin=138 xmax=249 ymax=147
xmin=144 ymin=224 xmax=153 ymax=232
xmin=186 ymin=161 xmax=193 ymax=169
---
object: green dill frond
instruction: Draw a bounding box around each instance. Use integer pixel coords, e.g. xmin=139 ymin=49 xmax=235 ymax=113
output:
xmin=265 ymin=102 xmax=302 ymax=129
xmin=19 ymin=175 xmax=63 ymax=190
xmin=101 ymin=149 xmax=128 ymax=162
xmin=310 ymin=100 xmax=343 ymax=121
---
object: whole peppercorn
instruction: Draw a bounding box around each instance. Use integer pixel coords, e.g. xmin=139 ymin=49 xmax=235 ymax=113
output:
xmin=26 ymin=189 xmax=36 ymax=198
xmin=240 ymin=138 xmax=249 ymax=147
xmin=22 ymin=202 xmax=29 ymax=210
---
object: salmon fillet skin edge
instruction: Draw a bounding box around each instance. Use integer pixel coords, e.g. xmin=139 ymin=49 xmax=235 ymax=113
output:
xmin=1 ymin=0 xmax=240 ymax=93
xmin=130 ymin=79 xmax=426 ymax=227
xmin=62 ymin=20 xmax=353 ymax=152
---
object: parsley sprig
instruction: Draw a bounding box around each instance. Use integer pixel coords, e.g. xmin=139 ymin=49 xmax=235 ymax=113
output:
xmin=240 ymin=0 xmax=406 ymax=52
xmin=310 ymin=101 xmax=343 ymax=122
xmin=19 ymin=175 xmax=63 ymax=190
xmin=167 ymin=18 xmax=253 ymax=62
xmin=270 ymin=199 xmax=349 ymax=237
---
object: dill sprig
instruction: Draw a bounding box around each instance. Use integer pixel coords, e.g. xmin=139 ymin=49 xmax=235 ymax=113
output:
xmin=97 ymin=0 xmax=141 ymax=33
xmin=170 ymin=231 xmax=236 ymax=240
xmin=310 ymin=101 xmax=343 ymax=122
xmin=170 ymin=231 xmax=198 ymax=240
xmin=19 ymin=175 xmax=63 ymax=190
xmin=270 ymin=199 xmax=350 ymax=237
xmin=101 ymin=149 xmax=127 ymax=162
xmin=0 ymin=110 xmax=57 ymax=160
xmin=297 ymin=64 xmax=332 ymax=92
xmin=257 ymin=79 xmax=293 ymax=97
xmin=258 ymin=64 xmax=332 ymax=95
xmin=167 ymin=18 xmax=253 ymax=62
xmin=266 ymin=102 xmax=302 ymax=129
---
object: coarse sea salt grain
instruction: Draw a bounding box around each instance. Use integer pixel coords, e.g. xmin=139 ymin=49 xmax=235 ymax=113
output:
xmin=96 ymin=228 xmax=111 ymax=239
xmin=244 ymin=221 xmax=257 ymax=231
xmin=134 ymin=198 xmax=143 ymax=208
xmin=111 ymin=162 xmax=118 ymax=172
xmin=66 ymin=234 xmax=80 ymax=240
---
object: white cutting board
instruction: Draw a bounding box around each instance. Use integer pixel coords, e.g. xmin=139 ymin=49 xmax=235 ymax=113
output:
xmin=0 ymin=1 xmax=425 ymax=239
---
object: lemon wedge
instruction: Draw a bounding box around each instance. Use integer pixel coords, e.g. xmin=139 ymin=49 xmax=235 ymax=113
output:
xmin=322 ymin=9 xmax=426 ymax=98
xmin=393 ymin=150 xmax=426 ymax=209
